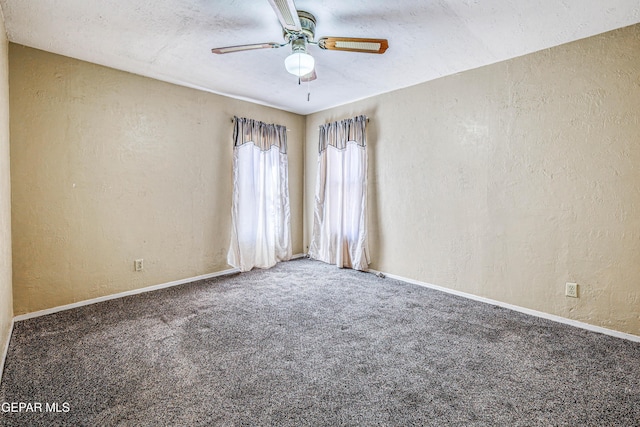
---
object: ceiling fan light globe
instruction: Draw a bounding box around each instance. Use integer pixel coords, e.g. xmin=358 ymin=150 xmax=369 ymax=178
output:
xmin=284 ymin=52 xmax=315 ymax=77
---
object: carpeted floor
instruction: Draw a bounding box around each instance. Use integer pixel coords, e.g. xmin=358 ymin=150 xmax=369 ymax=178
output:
xmin=1 ymin=258 xmax=639 ymax=426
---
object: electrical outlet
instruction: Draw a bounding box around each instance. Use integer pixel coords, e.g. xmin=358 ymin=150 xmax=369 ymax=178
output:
xmin=134 ymin=259 xmax=144 ymax=272
xmin=565 ymin=282 xmax=578 ymax=298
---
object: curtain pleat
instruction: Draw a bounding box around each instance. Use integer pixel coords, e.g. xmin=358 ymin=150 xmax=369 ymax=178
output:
xmin=228 ymin=117 xmax=292 ymax=272
xmin=309 ymin=115 xmax=369 ymax=271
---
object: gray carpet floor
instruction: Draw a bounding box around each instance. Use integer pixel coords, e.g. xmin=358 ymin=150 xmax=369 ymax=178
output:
xmin=1 ymin=258 xmax=639 ymax=426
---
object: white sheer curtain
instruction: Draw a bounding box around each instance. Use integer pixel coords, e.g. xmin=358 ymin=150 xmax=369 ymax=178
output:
xmin=228 ymin=117 xmax=292 ymax=272
xmin=309 ymin=115 xmax=369 ymax=271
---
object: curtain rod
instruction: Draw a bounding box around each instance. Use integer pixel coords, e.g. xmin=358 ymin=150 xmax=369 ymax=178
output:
xmin=232 ymin=117 xmax=369 ymax=123
xmin=229 ymin=118 xmax=290 ymax=124
xmin=230 ymin=118 xmax=291 ymax=131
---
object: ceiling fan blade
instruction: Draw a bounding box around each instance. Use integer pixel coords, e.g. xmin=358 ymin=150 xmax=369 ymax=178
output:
xmin=266 ymin=0 xmax=302 ymax=32
xmin=318 ymin=37 xmax=389 ymax=54
xmin=300 ymin=69 xmax=317 ymax=82
xmin=211 ymin=42 xmax=283 ymax=54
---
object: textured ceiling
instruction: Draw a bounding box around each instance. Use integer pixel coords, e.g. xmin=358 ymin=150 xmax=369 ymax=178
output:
xmin=1 ymin=0 xmax=639 ymax=115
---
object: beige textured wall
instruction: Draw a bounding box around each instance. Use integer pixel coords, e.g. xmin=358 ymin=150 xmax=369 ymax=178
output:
xmin=0 ymin=12 xmax=12 ymax=364
xmin=10 ymin=44 xmax=305 ymax=315
xmin=305 ymin=24 xmax=640 ymax=335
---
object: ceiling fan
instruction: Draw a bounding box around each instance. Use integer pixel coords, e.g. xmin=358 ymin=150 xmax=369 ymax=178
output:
xmin=211 ymin=0 xmax=389 ymax=82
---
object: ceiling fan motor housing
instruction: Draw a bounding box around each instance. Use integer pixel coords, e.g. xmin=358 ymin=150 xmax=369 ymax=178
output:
xmin=284 ymin=10 xmax=316 ymax=42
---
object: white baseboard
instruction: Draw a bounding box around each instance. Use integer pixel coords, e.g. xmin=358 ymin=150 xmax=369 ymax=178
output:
xmin=13 ymin=256 xmax=307 ymax=323
xmin=0 ymin=318 xmax=14 ymax=385
xmin=369 ymin=268 xmax=640 ymax=343
xmin=13 ymin=267 xmax=240 ymax=322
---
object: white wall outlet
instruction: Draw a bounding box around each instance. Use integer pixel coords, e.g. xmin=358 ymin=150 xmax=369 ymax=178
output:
xmin=565 ymin=282 xmax=578 ymax=298
xmin=134 ymin=259 xmax=144 ymax=272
